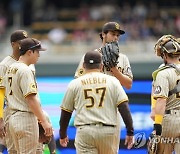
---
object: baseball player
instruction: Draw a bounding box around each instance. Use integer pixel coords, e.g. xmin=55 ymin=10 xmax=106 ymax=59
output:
xmin=74 ymin=22 xmax=133 ymax=152
xmin=151 ymin=35 xmax=180 ymax=153
xmin=3 ymin=38 xmax=53 ymax=153
xmin=59 ymin=51 xmax=134 ymax=154
xmin=0 ymin=30 xmax=30 ymax=153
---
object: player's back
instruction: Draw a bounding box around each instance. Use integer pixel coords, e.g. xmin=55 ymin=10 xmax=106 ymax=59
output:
xmin=69 ymin=72 xmax=128 ymax=127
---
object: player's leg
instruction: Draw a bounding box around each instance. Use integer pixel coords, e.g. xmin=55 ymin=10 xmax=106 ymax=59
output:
xmin=47 ymin=134 xmax=56 ymax=154
xmin=96 ymin=126 xmax=117 ymax=154
xmin=174 ymin=139 xmax=180 ymax=154
xmin=75 ymin=126 xmax=98 ymax=154
xmin=114 ymin=112 xmax=121 ymax=153
xmin=158 ymin=142 xmax=174 ymax=154
xmin=4 ymin=108 xmax=17 ymax=154
xmin=36 ymin=143 xmax=43 ymax=154
xmin=9 ymin=112 xmax=39 ymax=153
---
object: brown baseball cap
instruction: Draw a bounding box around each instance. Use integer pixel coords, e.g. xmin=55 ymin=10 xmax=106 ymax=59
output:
xmin=84 ymin=51 xmax=102 ymax=64
xmin=99 ymin=22 xmax=125 ymax=39
xmin=19 ymin=38 xmax=46 ymax=54
xmin=10 ymin=30 xmax=28 ymax=42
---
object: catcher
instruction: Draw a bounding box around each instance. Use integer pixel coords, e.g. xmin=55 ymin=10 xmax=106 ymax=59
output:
xmin=74 ymin=22 xmax=134 ymax=153
xmin=148 ymin=35 xmax=180 ymax=154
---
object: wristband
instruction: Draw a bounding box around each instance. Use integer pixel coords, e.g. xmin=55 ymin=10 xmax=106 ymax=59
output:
xmin=155 ymin=114 xmax=163 ymax=124
xmin=154 ymin=124 xmax=162 ymax=135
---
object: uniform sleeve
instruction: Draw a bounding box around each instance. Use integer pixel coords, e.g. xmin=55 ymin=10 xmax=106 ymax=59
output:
xmin=20 ymin=69 xmax=37 ymax=97
xmin=121 ymin=55 xmax=133 ymax=79
xmin=74 ymin=55 xmax=85 ymax=78
xmin=0 ymin=65 xmax=7 ymax=118
xmin=114 ymin=79 xmax=129 ymax=106
xmin=60 ymin=81 xmax=75 ymax=113
xmin=153 ymin=71 xmax=169 ymax=99
xmin=0 ymin=65 xmax=7 ymax=88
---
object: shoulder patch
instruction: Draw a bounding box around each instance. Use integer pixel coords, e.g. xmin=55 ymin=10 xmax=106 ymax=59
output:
xmin=30 ymin=83 xmax=37 ymax=91
xmin=154 ymin=86 xmax=161 ymax=94
xmin=78 ymin=68 xmax=84 ymax=76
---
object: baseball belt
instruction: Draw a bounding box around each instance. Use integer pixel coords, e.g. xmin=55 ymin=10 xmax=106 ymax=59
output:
xmin=78 ymin=123 xmax=115 ymax=127
xmin=165 ymin=110 xmax=180 ymax=115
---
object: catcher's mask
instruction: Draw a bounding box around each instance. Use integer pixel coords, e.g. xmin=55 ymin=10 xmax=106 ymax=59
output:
xmin=154 ymin=35 xmax=180 ymax=57
xmin=99 ymin=22 xmax=125 ymax=40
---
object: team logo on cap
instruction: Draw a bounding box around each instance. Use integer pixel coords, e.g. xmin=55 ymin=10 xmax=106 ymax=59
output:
xmin=23 ymin=31 xmax=28 ymax=38
xmin=115 ymin=23 xmax=120 ymax=30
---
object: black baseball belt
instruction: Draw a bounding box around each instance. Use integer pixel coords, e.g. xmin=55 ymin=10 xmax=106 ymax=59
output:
xmin=77 ymin=123 xmax=115 ymax=127
xmin=165 ymin=110 xmax=180 ymax=115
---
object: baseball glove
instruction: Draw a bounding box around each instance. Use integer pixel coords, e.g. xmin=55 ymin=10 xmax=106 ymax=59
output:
xmin=101 ymin=41 xmax=119 ymax=69
xmin=38 ymin=122 xmax=52 ymax=144
xmin=147 ymin=131 xmax=160 ymax=154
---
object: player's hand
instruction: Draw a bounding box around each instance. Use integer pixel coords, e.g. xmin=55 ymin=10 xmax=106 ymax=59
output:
xmin=40 ymin=120 xmax=53 ymax=137
xmin=150 ymin=108 xmax=155 ymax=121
xmin=60 ymin=136 xmax=69 ymax=147
xmin=0 ymin=118 xmax=6 ymax=138
xmin=125 ymin=135 xmax=134 ymax=149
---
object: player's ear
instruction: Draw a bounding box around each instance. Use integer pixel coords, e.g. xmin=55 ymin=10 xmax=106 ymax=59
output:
xmin=11 ymin=42 xmax=16 ymax=47
xmin=26 ymin=49 xmax=33 ymax=56
xmin=83 ymin=62 xmax=86 ymax=69
xmin=99 ymin=63 xmax=103 ymax=71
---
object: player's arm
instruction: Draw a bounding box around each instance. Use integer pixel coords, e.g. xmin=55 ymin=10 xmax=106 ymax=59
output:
xmin=111 ymin=67 xmax=132 ymax=89
xmin=154 ymin=97 xmax=166 ymax=135
xmin=25 ymin=93 xmax=53 ymax=136
xmin=118 ymin=102 xmax=134 ymax=149
xmin=118 ymin=102 xmax=134 ymax=136
xmin=59 ymin=109 xmax=72 ymax=147
xmin=150 ymin=86 xmax=156 ymax=121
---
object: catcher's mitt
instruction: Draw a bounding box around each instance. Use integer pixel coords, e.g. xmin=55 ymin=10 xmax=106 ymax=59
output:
xmin=38 ymin=122 xmax=52 ymax=144
xmin=101 ymin=41 xmax=119 ymax=69
xmin=147 ymin=131 xmax=160 ymax=154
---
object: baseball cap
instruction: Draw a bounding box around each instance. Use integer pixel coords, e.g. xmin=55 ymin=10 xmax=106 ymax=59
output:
xmin=84 ymin=51 xmax=102 ymax=64
xmin=102 ymin=22 xmax=125 ymax=34
xmin=10 ymin=30 xmax=28 ymax=42
xmin=19 ymin=38 xmax=46 ymax=54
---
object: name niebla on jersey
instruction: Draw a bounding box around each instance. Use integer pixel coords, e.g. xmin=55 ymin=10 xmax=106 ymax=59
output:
xmin=81 ymin=77 xmax=106 ymax=85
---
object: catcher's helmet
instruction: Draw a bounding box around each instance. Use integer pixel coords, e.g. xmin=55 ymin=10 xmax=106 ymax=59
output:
xmin=99 ymin=22 xmax=125 ymax=39
xmin=154 ymin=35 xmax=180 ymax=56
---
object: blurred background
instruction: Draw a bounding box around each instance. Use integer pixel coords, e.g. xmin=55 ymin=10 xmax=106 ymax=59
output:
xmin=0 ymin=0 xmax=179 ymax=153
